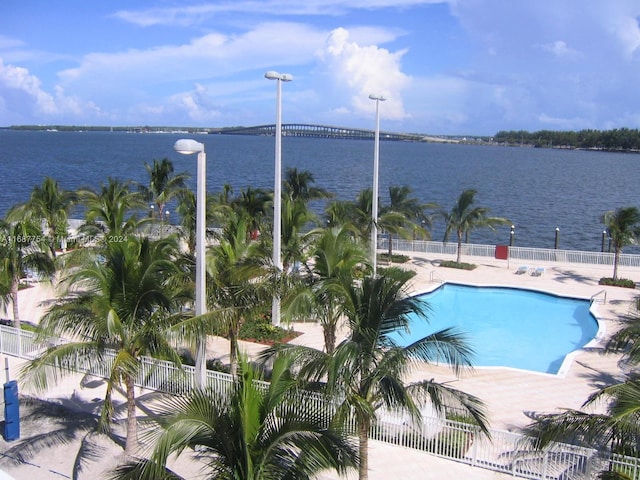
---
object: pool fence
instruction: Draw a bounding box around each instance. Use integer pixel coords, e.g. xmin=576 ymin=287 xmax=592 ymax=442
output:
xmin=380 ymin=237 xmax=640 ymax=269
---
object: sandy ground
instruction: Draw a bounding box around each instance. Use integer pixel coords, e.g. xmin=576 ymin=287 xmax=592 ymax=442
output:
xmin=0 ymin=252 xmax=639 ymax=479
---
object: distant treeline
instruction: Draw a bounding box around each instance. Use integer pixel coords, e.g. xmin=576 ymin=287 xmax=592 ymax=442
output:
xmin=494 ymin=128 xmax=640 ymax=151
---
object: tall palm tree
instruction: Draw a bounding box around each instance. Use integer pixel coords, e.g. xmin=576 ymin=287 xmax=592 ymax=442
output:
xmin=442 ymin=189 xmax=510 ymax=263
xmin=262 ymin=269 xmax=489 ymax=480
xmin=206 ymin=213 xmax=271 ymax=376
xmin=138 ymin=158 xmax=189 ymax=220
xmin=0 ymin=219 xmax=55 ymax=327
xmin=602 ymin=206 xmax=640 ymax=280
xmin=7 ymin=176 xmax=78 ymax=256
xmin=110 ymin=355 xmax=358 ymax=479
xmin=22 ymin=236 xmax=187 ymax=455
xmin=284 ymin=224 xmax=369 ymax=353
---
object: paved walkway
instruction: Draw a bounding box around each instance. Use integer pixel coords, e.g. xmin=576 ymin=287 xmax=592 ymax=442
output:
xmin=1 ymin=252 xmax=638 ymax=479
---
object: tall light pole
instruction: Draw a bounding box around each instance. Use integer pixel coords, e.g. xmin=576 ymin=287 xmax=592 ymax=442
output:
xmin=265 ymin=70 xmax=292 ymax=326
xmin=369 ymin=93 xmax=386 ymax=276
xmin=174 ymin=138 xmax=207 ymax=387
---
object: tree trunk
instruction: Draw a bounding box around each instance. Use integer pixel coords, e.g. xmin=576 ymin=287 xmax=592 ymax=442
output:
xmin=10 ymin=277 xmax=20 ymax=328
xmin=229 ymin=327 xmax=238 ymax=377
xmin=124 ymin=375 xmax=138 ymax=456
xmin=323 ymin=323 xmax=336 ymax=354
xmin=613 ymin=246 xmax=621 ymax=280
xmin=358 ymin=418 xmax=370 ymax=480
xmin=456 ymin=232 xmax=463 ymax=263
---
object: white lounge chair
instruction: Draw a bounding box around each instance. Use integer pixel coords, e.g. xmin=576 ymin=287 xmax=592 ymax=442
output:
xmin=531 ymin=267 xmax=545 ymax=277
xmin=514 ymin=266 xmax=529 ymax=275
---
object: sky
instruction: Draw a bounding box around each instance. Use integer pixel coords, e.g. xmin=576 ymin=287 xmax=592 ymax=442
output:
xmin=2 ymin=1 xmax=640 ymax=135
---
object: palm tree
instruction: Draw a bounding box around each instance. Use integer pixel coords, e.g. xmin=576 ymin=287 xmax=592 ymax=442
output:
xmin=22 ymin=236 xmax=187 ymax=455
xmin=442 ymin=189 xmax=510 ymax=263
xmin=284 ymin=224 xmax=369 ymax=353
xmin=525 ymin=380 xmax=640 ymax=478
xmin=325 ymin=188 xmax=403 ymax=247
xmin=110 ymin=355 xmax=358 ymax=480
xmin=602 ymin=207 xmax=640 ymax=280
xmin=7 ymin=176 xmax=78 ymax=256
xmin=281 ymin=197 xmax=316 ymax=271
xmin=284 ymin=167 xmax=332 ymax=202
xmin=379 ymin=185 xmax=437 ymax=257
xmin=138 ymin=158 xmax=189 ymax=220
xmin=206 ymin=212 xmax=271 ymax=376
xmin=262 ymin=269 xmax=489 ymax=480
xmin=79 ymin=177 xmax=145 ymax=238
xmin=0 ymin=219 xmax=55 ymax=327
xmin=231 ymin=186 xmax=271 ymax=239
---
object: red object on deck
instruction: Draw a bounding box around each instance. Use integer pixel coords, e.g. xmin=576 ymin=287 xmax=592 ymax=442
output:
xmin=495 ymin=245 xmax=509 ymax=260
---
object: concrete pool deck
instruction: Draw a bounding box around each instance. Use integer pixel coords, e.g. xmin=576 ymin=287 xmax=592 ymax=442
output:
xmin=1 ymin=252 xmax=638 ymax=479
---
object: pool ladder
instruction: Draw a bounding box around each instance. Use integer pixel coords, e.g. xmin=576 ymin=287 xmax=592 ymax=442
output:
xmin=590 ymin=289 xmax=607 ymax=305
xmin=429 ymin=270 xmax=445 ymax=284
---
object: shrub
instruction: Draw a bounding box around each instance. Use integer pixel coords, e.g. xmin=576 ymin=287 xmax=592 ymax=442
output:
xmin=439 ymin=260 xmax=477 ymax=270
xmin=599 ymin=277 xmax=636 ymax=288
xmin=239 ymin=316 xmax=299 ymax=345
xmin=378 ymin=253 xmax=410 ymax=264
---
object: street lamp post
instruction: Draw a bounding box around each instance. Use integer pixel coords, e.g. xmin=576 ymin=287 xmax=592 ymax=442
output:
xmin=265 ymin=71 xmax=292 ymax=327
xmin=602 ymin=230 xmax=607 ymax=253
xmin=554 ymin=227 xmax=560 ymax=249
xmin=174 ymin=139 xmax=207 ymax=388
xmin=369 ymin=93 xmax=386 ymax=276
xmin=510 ymin=225 xmax=515 ymax=247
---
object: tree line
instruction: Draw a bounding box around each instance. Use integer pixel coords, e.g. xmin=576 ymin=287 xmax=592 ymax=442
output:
xmin=494 ymin=127 xmax=640 ymax=151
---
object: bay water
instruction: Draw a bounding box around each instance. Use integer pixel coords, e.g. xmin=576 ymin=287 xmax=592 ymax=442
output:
xmin=1 ymin=129 xmax=639 ymax=252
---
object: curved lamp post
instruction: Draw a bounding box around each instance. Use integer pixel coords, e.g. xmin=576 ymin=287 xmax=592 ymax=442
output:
xmin=265 ymin=71 xmax=292 ymax=326
xmin=369 ymin=93 xmax=386 ymax=276
xmin=174 ymin=138 xmax=207 ymax=387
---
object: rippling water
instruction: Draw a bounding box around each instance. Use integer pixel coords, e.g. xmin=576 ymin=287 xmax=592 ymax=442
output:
xmin=1 ymin=130 xmax=639 ymax=252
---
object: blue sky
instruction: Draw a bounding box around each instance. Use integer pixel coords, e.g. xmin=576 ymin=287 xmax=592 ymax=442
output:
xmin=2 ymin=1 xmax=640 ymax=135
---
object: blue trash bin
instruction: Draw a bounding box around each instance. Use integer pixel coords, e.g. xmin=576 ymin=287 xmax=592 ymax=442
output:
xmin=4 ymin=380 xmax=20 ymax=441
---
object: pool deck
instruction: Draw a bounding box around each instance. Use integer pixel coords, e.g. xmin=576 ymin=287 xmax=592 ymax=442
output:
xmin=1 ymin=252 xmax=638 ymax=479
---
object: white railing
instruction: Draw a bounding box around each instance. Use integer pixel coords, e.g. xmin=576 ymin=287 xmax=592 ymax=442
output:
xmin=3 ymin=325 xmax=632 ymax=479
xmin=380 ymin=238 xmax=640 ymax=268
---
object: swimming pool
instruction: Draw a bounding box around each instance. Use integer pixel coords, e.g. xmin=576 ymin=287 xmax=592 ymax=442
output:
xmin=390 ymin=283 xmax=599 ymax=375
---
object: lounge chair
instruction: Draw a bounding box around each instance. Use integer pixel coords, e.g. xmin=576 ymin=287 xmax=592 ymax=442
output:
xmin=530 ymin=267 xmax=545 ymax=277
xmin=514 ymin=266 xmax=529 ymax=275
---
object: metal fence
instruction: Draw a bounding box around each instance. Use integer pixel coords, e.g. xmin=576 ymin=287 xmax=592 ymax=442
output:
xmin=381 ymin=238 xmax=640 ymax=268
xmin=3 ymin=324 xmax=635 ymax=479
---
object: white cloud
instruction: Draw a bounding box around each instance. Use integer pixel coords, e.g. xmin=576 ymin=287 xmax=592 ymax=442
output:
xmin=113 ymin=1 xmax=449 ymax=27
xmin=611 ymin=15 xmax=640 ymax=59
xmin=0 ymin=59 xmax=102 ymax=123
xmin=540 ymin=40 xmax=581 ymax=59
xmin=317 ymin=27 xmax=411 ymax=121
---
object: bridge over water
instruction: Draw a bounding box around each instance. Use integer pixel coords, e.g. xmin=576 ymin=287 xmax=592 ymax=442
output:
xmin=213 ymin=124 xmax=425 ymax=142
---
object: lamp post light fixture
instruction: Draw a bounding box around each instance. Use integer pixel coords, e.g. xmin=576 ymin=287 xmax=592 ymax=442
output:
xmin=265 ymin=70 xmax=292 ymax=327
xmin=602 ymin=230 xmax=607 ymax=253
xmin=369 ymin=93 xmax=386 ymax=276
xmin=509 ymin=225 xmax=515 ymax=247
xmin=173 ymin=138 xmax=207 ymax=388
xmin=554 ymin=227 xmax=560 ymax=250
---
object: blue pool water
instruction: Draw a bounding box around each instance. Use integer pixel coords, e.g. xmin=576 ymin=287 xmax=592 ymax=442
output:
xmin=391 ymin=283 xmax=598 ymax=374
